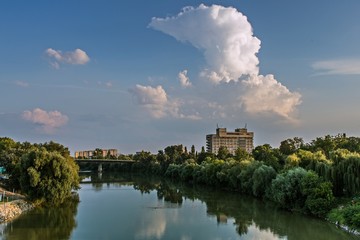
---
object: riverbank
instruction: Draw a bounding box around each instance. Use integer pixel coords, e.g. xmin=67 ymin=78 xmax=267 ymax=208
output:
xmin=0 ymin=199 xmax=34 ymax=223
xmin=0 ymin=187 xmax=34 ymax=223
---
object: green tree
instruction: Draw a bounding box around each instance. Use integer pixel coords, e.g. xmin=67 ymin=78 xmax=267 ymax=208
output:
xmin=234 ymin=147 xmax=251 ymax=161
xmin=189 ymin=145 xmax=196 ymax=160
xmin=308 ymin=135 xmax=336 ymax=158
xmin=252 ymin=144 xmax=282 ymax=171
xmin=38 ymin=141 xmax=71 ymax=158
xmin=164 ymin=145 xmax=184 ymax=164
xmin=217 ymin=146 xmax=230 ymax=160
xmin=279 ymin=137 xmax=304 ymax=155
xmin=252 ymin=164 xmax=276 ymax=197
xmin=300 ymin=171 xmax=334 ymax=216
xmin=267 ymin=167 xmax=308 ymax=209
xmin=93 ymin=148 xmax=103 ymax=159
xmin=20 ymin=148 xmax=80 ymax=205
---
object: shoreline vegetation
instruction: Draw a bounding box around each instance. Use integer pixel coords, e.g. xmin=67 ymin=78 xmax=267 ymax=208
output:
xmin=0 ymin=187 xmax=34 ymax=223
xmin=0 ymin=137 xmax=80 ymax=224
xmin=1 ymin=134 xmax=360 ymax=236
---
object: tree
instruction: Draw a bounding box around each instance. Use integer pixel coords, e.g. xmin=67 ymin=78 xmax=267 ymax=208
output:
xmin=163 ymin=145 xmax=186 ymax=164
xmin=279 ymin=137 xmax=304 ymax=155
xmin=234 ymin=147 xmax=251 ymax=161
xmin=189 ymin=145 xmax=196 ymax=160
xmin=309 ymin=135 xmax=336 ymax=158
xmin=300 ymin=171 xmax=334 ymax=216
xmin=267 ymin=167 xmax=308 ymax=209
xmin=20 ymin=148 xmax=80 ymax=205
xmin=252 ymin=144 xmax=282 ymax=171
xmin=217 ymin=146 xmax=230 ymax=160
xmin=38 ymin=141 xmax=71 ymax=158
xmin=252 ymin=164 xmax=276 ymax=197
xmin=93 ymin=148 xmax=103 ymax=159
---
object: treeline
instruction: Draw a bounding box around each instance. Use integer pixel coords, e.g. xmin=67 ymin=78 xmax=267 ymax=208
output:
xmin=114 ymin=134 xmax=360 ymax=229
xmin=0 ymin=137 xmax=80 ymax=205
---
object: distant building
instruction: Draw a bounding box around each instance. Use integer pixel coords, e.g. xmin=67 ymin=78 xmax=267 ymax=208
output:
xmin=75 ymin=149 xmax=118 ymax=159
xmin=206 ymin=127 xmax=254 ymax=155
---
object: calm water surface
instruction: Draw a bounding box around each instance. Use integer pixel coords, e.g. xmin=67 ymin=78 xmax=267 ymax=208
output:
xmin=0 ymin=173 xmax=358 ymax=240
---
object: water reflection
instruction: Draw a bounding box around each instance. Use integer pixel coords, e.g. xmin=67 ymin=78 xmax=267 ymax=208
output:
xmin=123 ymin=174 xmax=356 ymax=240
xmin=135 ymin=210 xmax=167 ymax=239
xmin=1 ymin=173 xmax=356 ymax=240
xmin=1 ymin=195 xmax=79 ymax=240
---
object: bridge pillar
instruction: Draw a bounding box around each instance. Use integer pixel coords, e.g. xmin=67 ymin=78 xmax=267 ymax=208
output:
xmin=98 ymin=163 xmax=103 ymax=172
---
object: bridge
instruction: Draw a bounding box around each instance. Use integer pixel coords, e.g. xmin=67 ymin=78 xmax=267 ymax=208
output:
xmin=75 ymin=159 xmax=135 ymax=172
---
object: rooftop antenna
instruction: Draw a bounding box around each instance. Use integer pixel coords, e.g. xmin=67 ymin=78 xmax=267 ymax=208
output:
xmin=217 ymin=123 xmax=219 ymax=129
xmin=244 ymin=123 xmax=247 ymax=129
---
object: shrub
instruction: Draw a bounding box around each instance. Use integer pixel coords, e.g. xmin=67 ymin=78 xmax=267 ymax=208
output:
xmin=267 ymin=167 xmax=307 ymax=210
xmin=252 ymin=165 xmax=276 ymax=197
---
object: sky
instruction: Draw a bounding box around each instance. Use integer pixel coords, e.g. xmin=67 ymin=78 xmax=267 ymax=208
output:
xmin=1 ymin=0 xmax=360 ymax=154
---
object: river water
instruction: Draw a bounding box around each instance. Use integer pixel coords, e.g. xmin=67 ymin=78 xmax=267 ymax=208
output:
xmin=0 ymin=173 xmax=357 ymax=240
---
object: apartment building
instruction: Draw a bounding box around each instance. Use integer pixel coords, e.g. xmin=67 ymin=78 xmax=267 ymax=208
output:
xmin=75 ymin=149 xmax=118 ymax=159
xmin=206 ymin=127 xmax=254 ymax=155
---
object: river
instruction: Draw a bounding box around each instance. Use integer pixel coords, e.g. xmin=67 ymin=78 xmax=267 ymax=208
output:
xmin=0 ymin=173 xmax=357 ymax=240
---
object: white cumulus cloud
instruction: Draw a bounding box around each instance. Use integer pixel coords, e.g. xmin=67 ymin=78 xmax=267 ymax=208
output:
xmin=130 ymin=84 xmax=200 ymax=120
xmin=312 ymin=59 xmax=360 ymax=75
xmin=22 ymin=108 xmax=69 ymax=133
xmin=178 ymin=70 xmax=192 ymax=88
xmin=46 ymin=48 xmax=90 ymax=68
xmin=241 ymin=75 xmax=302 ymax=120
xmin=150 ymin=4 xmax=302 ymax=121
xmin=130 ymin=84 xmax=172 ymax=118
xmin=149 ymin=4 xmax=260 ymax=83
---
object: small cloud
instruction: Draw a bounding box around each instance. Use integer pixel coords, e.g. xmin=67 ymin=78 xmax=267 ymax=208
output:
xmin=130 ymin=84 xmax=169 ymax=118
xmin=15 ymin=81 xmax=29 ymax=87
xmin=312 ymin=59 xmax=360 ymax=75
xmin=45 ymin=48 xmax=90 ymax=68
xmin=178 ymin=70 xmax=192 ymax=88
xmin=97 ymin=81 xmax=113 ymax=88
xmin=22 ymin=108 xmax=69 ymax=133
xmin=130 ymin=84 xmax=201 ymax=120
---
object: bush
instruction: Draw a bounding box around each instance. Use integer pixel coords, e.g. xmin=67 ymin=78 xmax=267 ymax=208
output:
xmin=252 ymin=165 xmax=276 ymax=197
xmin=238 ymin=161 xmax=262 ymax=194
xmin=180 ymin=163 xmax=196 ymax=182
xmin=300 ymin=171 xmax=334 ymax=216
xmin=328 ymin=201 xmax=360 ymax=230
xmin=267 ymin=167 xmax=308 ymax=210
xmin=164 ymin=164 xmax=181 ymax=179
xmin=342 ymin=204 xmax=360 ymax=228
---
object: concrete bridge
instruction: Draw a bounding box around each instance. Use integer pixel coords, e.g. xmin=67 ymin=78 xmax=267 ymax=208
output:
xmin=75 ymin=159 xmax=135 ymax=172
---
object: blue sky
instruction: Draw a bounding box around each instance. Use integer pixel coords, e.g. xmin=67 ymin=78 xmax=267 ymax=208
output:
xmin=1 ymin=1 xmax=360 ymax=154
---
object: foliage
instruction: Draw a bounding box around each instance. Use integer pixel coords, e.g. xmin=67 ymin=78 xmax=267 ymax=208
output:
xmin=252 ymin=164 xmax=276 ymax=197
xmin=267 ymin=167 xmax=308 ymax=209
xmin=300 ymin=171 xmax=334 ymax=216
xmin=279 ymin=137 xmax=304 ymax=155
xmin=19 ymin=148 xmax=80 ymax=205
xmin=267 ymin=167 xmax=334 ymax=216
xmin=252 ymin=144 xmax=283 ymax=171
xmin=234 ymin=147 xmax=252 ymax=161
xmin=217 ymin=146 xmax=231 ymax=160
xmin=328 ymin=199 xmax=360 ymax=230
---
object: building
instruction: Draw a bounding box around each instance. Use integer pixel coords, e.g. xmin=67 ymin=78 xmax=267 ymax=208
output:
xmin=75 ymin=149 xmax=118 ymax=159
xmin=206 ymin=127 xmax=254 ymax=155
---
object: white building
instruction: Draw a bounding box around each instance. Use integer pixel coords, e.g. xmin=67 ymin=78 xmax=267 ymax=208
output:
xmin=206 ymin=127 xmax=254 ymax=155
